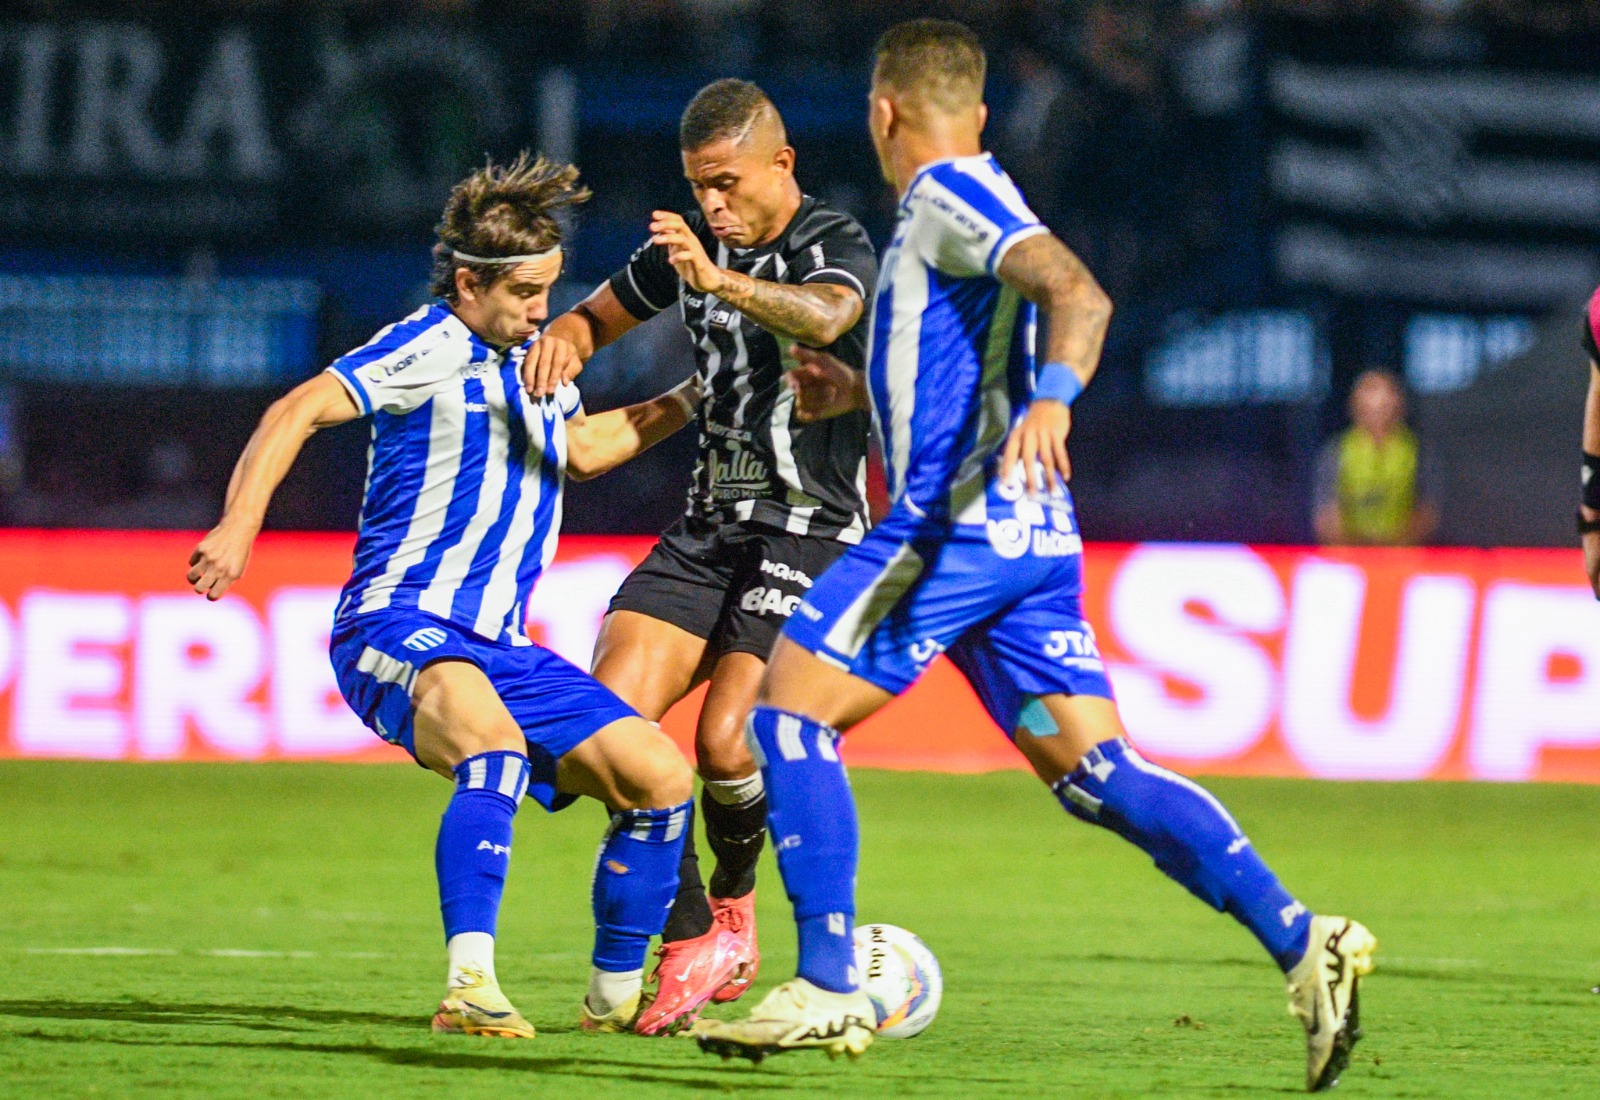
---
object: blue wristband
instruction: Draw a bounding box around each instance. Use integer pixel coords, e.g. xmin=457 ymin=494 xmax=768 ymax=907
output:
xmin=1034 ymin=361 xmax=1084 ymax=406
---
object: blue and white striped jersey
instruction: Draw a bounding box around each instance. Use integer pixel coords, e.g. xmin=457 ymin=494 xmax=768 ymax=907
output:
xmin=868 ymin=153 xmax=1051 ymax=525
xmin=325 ymin=302 xmax=581 ymax=646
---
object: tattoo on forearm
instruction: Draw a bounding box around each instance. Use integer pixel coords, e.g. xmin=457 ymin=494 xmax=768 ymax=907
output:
xmin=1000 ymin=234 xmax=1111 ymax=382
xmin=716 ymin=272 xmax=860 ymax=347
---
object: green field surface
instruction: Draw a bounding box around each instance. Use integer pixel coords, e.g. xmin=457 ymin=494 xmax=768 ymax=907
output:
xmin=2 ymin=762 xmax=1596 ymax=1098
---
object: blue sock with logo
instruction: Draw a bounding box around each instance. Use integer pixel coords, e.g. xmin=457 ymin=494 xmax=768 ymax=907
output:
xmin=436 ymin=750 xmax=531 ymax=939
xmin=747 ymin=705 xmax=859 ymax=993
xmin=591 ymin=801 xmax=692 ymax=971
xmin=1053 ymin=739 xmax=1312 ymax=971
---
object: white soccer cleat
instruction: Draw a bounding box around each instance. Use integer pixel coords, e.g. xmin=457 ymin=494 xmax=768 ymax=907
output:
xmin=1287 ymin=915 xmax=1377 ymax=1092
xmin=430 ymin=967 xmax=536 ymax=1039
xmin=695 ymin=978 xmax=875 ymax=1064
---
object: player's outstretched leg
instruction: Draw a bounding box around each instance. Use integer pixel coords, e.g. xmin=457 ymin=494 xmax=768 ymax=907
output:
xmin=428 ymin=749 xmax=538 ymax=1039
xmin=697 ymin=652 xmax=771 ymax=1005
xmin=695 ymin=705 xmax=875 ymax=1062
xmin=556 ymin=716 xmax=696 ymax=1033
xmin=1026 ymin=696 xmax=1374 ymax=1092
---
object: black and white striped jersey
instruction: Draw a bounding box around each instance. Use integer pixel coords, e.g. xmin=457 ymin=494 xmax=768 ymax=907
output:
xmin=609 ymin=196 xmax=877 ymax=543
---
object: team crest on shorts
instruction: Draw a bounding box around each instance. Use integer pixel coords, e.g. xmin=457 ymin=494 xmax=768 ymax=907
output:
xmin=403 ymin=627 xmax=449 ymax=651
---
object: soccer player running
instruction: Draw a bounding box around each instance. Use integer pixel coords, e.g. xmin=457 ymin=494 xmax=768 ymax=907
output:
xmin=527 ymin=80 xmax=877 ymax=1034
xmin=187 ymin=155 xmax=704 ymax=1038
xmin=695 ymin=21 xmax=1376 ymax=1093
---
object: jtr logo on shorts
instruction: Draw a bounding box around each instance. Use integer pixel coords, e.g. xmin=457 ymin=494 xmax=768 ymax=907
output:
xmin=740 ymin=587 xmax=803 ymax=617
xmin=1044 ymin=628 xmax=1105 ymax=670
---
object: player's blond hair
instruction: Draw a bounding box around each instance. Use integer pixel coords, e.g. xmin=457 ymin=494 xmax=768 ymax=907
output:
xmin=429 ymin=152 xmax=592 ymax=301
xmin=873 ymin=18 xmax=987 ymax=116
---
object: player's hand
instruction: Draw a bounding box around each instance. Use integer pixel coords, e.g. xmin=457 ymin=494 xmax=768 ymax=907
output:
xmin=786 ymin=345 xmax=867 ymax=422
xmin=1001 ymin=399 xmax=1073 ymax=495
xmin=650 ymin=211 xmax=725 ymax=295
xmin=187 ymin=519 xmax=257 ymax=601
xmin=522 ymin=333 xmax=582 ymax=399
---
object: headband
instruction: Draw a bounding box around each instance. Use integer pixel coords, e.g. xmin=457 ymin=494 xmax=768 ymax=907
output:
xmin=451 ymin=244 xmax=562 ymax=265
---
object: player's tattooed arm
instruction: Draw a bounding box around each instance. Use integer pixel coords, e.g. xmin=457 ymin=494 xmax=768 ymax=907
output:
xmin=996 ymin=233 xmax=1113 ymax=494
xmin=997 ymin=232 xmax=1113 ymax=390
xmin=649 ymin=211 xmax=862 ymax=346
xmin=188 ymin=373 xmax=361 ymax=600
xmin=714 ymin=273 xmax=863 ymax=348
xmin=566 ymin=375 xmax=702 ymax=481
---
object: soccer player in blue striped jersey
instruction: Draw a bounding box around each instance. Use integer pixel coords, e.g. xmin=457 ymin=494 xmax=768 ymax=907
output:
xmin=188 ymin=155 xmax=702 ymax=1038
xmin=695 ymin=22 xmax=1375 ymax=1092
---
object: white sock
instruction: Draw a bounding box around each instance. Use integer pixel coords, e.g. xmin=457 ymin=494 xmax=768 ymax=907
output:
xmin=586 ymin=966 xmax=643 ymax=1015
xmin=704 ymin=771 xmax=764 ymax=807
xmin=446 ymin=932 xmax=497 ymax=989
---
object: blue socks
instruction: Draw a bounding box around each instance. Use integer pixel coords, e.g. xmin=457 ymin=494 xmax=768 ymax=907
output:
xmin=592 ymin=801 xmax=692 ymax=971
xmin=1054 ymin=739 xmax=1312 ymax=971
xmin=747 ymin=706 xmax=859 ymax=993
xmin=436 ymin=750 xmax=531 ymax=939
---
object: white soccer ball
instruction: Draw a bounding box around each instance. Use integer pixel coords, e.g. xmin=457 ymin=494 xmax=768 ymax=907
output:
xmin=852 ymin=922 xmax=942 ymax=1039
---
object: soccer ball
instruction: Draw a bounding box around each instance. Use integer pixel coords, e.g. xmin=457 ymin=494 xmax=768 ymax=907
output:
xmin=852 ymin=922 xmax=942 ymax=1038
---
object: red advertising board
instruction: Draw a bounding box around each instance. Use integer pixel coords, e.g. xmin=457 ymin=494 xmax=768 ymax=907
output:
xmin=1 ymin=531 xmax=1597 ymax=782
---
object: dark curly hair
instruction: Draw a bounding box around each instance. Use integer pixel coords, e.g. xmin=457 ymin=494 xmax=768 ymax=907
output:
xmin=429 ymin=152 xmax=591 ymax=301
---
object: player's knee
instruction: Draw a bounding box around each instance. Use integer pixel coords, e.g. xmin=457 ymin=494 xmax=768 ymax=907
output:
xmin=695 ymin=717 xmax=756 ymax=781
xmin=613 ymin=730 xmax=694 ymax=811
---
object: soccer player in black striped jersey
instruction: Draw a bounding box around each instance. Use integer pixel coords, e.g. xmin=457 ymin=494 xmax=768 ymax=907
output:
xmin=531 ymin=79 xmax=878 ymax=1035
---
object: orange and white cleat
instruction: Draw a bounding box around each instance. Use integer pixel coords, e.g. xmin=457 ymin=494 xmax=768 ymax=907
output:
xmin=633 ymin=927 xmax=744 ymax=1036
xmin=710 ymin=892 xmax=760 ymax=1004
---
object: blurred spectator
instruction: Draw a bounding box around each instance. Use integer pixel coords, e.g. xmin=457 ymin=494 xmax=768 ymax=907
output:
xmin=1313 ymin=370 xmax=1440 ymax=546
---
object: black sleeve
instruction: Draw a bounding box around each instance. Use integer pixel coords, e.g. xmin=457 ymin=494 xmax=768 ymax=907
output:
xmin=790 ymin=213 xmax=878 ymax=305
xmin=607 ymin=237 xmax=681 ymax=321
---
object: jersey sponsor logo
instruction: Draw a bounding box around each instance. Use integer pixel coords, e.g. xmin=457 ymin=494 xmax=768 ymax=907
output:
xmin=908 ymin=637 xmax=947 ymax=672
xmin=913 ymin=189 xmax=991 ymax=243
xmin=705 ymin=421 xmax=753 ymax=443
xmin=1032 ymin=529 xmax=1083 ymax=557
xmin=707 ymin=305 xmax=739 ymax=330
xmin=710 ymin=448 xmax=770 ymax=498
xmin=463 ymin=401 xmax=489 ymax=413
xmin=986 ymin=518 xmax=1030 ymax=559
xmin=402 ymin=627 xmax=448 ymax=651
xmin=740 ymin=586 xmax=803 ymax=617
xmin=759 ymin=559 xmax=813 ymax=588
xmin=476 ymin=840 xmax=511 ymax=857
xmin=795 ymin=601 xmax=823 ymax=622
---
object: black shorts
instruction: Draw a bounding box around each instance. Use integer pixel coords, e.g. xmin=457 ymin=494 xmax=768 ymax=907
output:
xmin=608 ymin=517 xmax=853 ymax=660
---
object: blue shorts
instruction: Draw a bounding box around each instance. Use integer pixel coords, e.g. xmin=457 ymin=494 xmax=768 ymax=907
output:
xmin=783 ymin=503 xmax=1115 ymax=736
xmin=330 ymin=610 xmax=637 ymax=811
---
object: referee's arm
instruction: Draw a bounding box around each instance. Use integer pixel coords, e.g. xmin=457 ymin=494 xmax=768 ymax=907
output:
xmin=187 ymin=373 xmax=361 ymax=601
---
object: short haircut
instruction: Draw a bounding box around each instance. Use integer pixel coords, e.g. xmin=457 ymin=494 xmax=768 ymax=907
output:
xmin=873 ymin=18 xmax=987 ymax=114
xmin=429 ymin=152 xmax=591 ymax=301
xmin=679 ymin=78 xmax=784 ymax=152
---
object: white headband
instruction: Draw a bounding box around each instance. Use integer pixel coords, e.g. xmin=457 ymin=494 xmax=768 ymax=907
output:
xmin=451 ymin=245 xmax=562 ymax=265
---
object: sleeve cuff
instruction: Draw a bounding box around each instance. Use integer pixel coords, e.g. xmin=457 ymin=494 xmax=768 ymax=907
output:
xmin=325 ymin=365 xmax=372 ymax=416
xmin=801 ymin=267 xmax=867 ymax=299
xmin=988 ymin=223 xmax=1050 ymax=275
xmin=611 ymin=267 xmax=670 ymax=321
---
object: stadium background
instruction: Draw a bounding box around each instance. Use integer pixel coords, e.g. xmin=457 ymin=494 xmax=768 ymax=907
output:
xmin=2 ymin=0 xmax=1598 ymax=779
xmin=4 ymin=4 xmax=1600 ymax=1097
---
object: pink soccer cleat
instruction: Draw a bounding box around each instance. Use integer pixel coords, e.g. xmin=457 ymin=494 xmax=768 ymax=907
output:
xmin=633 ymin=927 xmax=744 ymax=1036
xmin=709 ymin=892 xmax=760 ymax=1004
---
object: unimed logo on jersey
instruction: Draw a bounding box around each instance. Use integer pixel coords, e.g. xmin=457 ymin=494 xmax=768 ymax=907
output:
xmin=1 ymin=533 xmax=1599 ymax=783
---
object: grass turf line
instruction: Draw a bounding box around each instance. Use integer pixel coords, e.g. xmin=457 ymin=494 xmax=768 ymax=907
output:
xmin=1 ymin=761 xmax=1596 ymax=1098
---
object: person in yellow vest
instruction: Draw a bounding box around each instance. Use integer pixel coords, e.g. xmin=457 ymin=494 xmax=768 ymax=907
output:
xmin=1313 ymin=369 xmax=1439 ymax=546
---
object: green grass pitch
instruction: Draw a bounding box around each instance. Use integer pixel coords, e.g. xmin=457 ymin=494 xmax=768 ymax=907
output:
xmin=2 ymin=761 xmax=1597 ymax=1098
